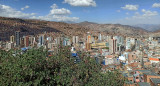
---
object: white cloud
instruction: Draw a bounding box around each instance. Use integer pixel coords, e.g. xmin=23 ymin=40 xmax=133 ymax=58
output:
xmin=140 ymin=9 xmax=158 ymax=18
xmin=0 ymin=4 xmax=35 ymax=18
xmin=63 ymin=0 xmax=96 ymax=7
xmin=121 ymin=4 xmax=139 ymax=11
xmin=152 ymin=3 xmax=160 ymax=8
xmin=0 ymin=4 xmax=79 ymax=22
xmin=50 ymin=4 xmax=71 ymax=15
xmin=131 ymin=9 xmax=158 ymax=19
xmin=37 ymin=15 xmax=79 ymax=22
xmin=36 ymin=4 xmax=79 ymax=22
xmin=21 ymin=5 xmax=29 ymax=10
xmin=116 ymin=9 xmax=159 ymax=25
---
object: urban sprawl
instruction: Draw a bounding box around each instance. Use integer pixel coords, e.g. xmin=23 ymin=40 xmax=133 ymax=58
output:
xmin=1 ymin=31 xmax=160 ymax=86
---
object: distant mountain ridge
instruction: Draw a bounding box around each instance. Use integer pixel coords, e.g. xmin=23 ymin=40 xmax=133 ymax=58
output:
xmin=133 ymin=24 xmax=160 ymax=32
xmin=0 ymin=17 xmax=160 ymax=41
xmin=77 ymin=21 xmax=149 ymax=37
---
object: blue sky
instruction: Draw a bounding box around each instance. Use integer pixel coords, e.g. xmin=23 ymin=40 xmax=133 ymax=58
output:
xmin=0 ymin=0 xmax=160 ymax=25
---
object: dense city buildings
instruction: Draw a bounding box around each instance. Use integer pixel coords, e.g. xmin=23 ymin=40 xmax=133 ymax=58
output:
xmin=1 ymin=30 xmax=160 ymax=86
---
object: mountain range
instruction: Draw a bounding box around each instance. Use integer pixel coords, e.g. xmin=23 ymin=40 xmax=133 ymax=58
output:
xmin=0 ymin=17 xmax=160 ymax=41
xmin=77 ymin=21 xmax=149 ymax=37
xmin=133 ymin=24 xmax=160 ymax=32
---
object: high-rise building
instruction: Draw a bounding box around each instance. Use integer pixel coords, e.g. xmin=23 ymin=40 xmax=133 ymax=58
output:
xmin=87 ymin=35 xmax=92 ymax=43
xmin=72 ymin=36 xmax=79 ymax=44
xmin=99 ymin=34 xmax=102 ymax=41
xmin=56 ymin=37 xmax=63 ymax=45
xmin=10 ymin=35 xmax=15 ymax=43
xmin=109 ymin=39 xmax=117 ymax=54
xmin=15 ymin=31 xmax=20 ymax=46
xmin=6 ymin=42 xmax=14 ymax=50
xmin=126 ymin=37 xmax=131 ymax=50
xmin=38 ymin=35 xmax=44 ymax=46
xmin=72 ymin=36 xmax=76 ymax=44
xmin=24 ymin=36 xmax=29 ymax=47
xmin=20 ymin=37 xmax=25 ymax=47
xmin=76 ymin=36 xmax=79 ymax=44
xmin=29 ymin=36 xmax=35 ymax=47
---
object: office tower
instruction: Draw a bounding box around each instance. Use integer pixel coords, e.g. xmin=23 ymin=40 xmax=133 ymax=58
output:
xmin=72 ymin=36 xmax=76 ymax=44
xmin=56 ymin=37 xmax=64 ymax=45
xmin=20 ymin=37 xmax=25 ymax=47
xmin=99 ymin=33 xmax=102 ymax=41
xmin=6 ymin=42 xmax=14 ymax=50
xmin=10 ymin=35 xmax=15 ymax=43
xmin=72 ymin=36 xmax=79 ymax=44
xmin=39 ymin=35 xmax=44 ymax=46
xmin=109 ymin=39 xmax=117 ymax=54
xmin=87 ymin=35 xmax=92 ymax=43
xmin=126 ymin=37 xmax=131 ymax=50
xmin=135 ymin=39 xmax=140 ymax=50
xmin=15 ymin=31 xmax=20 ymax=46
xmin=24 ymin=36 xmax=29 ymax=47
xmin=76 ymin=36 xmax=79 ymax=44
xmin=29 ymin=36 xmax=35 ymax=47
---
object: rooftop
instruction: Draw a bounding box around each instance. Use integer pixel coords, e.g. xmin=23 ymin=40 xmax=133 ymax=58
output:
xmin=136 ymin=70 xmax=151 ymax=73
xmin=150 ymin=78 xmax=160 ymax=85
xmin=137 ymin=82 xmax=151 ymax=86
xmin=144 ymin=72 xmax=160 ymax=76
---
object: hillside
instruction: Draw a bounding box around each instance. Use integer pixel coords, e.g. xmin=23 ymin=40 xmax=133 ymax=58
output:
xmin=1 ymin=17 xmax=158 ymax=40
xmin=0 ymin=17 xmax=88 ymax=40
xmin=134 ymin=24 xmax=160 ymax=32
xmin=77 ymin=21 xmax=149 ymax=37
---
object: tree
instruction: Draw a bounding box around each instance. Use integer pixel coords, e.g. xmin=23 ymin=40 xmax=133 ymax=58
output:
xmin=0 ymin=46 xmax=125 ymax=86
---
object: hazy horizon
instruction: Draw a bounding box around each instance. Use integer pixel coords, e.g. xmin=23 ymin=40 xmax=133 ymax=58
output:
xmin=0 ymin=0 xmax=160 ymax=25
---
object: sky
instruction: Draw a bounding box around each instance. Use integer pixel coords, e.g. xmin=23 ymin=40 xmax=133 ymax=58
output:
xmin=0 ymin=0 xmax=160 ymax=25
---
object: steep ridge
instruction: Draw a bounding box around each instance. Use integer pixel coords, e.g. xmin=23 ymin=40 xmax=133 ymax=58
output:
xmin=0 ymin=17 xmax=88 ymax=40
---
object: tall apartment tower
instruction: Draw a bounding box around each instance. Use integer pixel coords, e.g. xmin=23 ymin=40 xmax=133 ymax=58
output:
xmin=20 ymin=37 xmax=25 ymax=47
xmin=24 ymin=36 xmax=29 ymax=47
xmin=15 ymin=31 xmax=20 ymax=46
xmin=99 ymin=33 xmax=102 ymax=41
xmin=72 ymin=36 xmax=79 ymax=44
xmin=10 ymin=35 xmax=15 ymax=43
xmin=29 ymin=36 xmax=36 ymax=47
xmin=109 ymin=39 xmax=117 ymax=54
xmin=39 ymin=35 xmax=44 ymax=46
xmin=87 ymin=35 xmax=92 ymax=43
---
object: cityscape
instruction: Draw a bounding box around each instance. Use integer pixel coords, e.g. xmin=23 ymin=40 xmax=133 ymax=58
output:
xmin=0 ymin=0 xmax=160 ymax=86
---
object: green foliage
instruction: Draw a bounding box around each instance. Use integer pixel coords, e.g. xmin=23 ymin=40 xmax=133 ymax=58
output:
xmin=0 ymin=46 xmax=125 ymax=86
